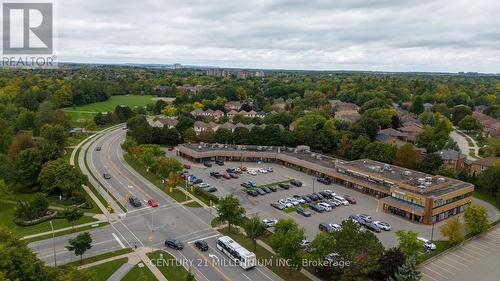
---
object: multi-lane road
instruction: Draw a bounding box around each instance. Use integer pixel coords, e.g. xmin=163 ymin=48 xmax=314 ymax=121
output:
xmin=29 ymin=127 xmax=281 ymax=281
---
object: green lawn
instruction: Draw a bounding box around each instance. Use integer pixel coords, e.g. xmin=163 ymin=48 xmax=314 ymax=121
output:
xmin=63 ymin=95 xmax=154 ymax=123
xmin=147 ymin=251 xmax=191 ymax=281
xmin=184 ymin=201 xmax=202 ymax=208
xmin=0 ymin=202 xmax=98 ymax=238
xmin=473 ymin=191 xmax=500 ymax=210
xmin=66 ymin=248 xmax=133 ymax=267
xmin=219 ymin=228 xmax=311 ymax=281
xmin=124 ymin=155 xmax=188 ymax=203
xmin=122 ymin=262 xmax=158 ymax=281
xmin=284 ymin=203 xmax=310 ymax=213
xmin=420 ymin=240 xmax=451 ymax=263
xmin=84 ymin=257 xmax=128 ymax=281
xmin=23 ymin=222 xmax=109 ymax=243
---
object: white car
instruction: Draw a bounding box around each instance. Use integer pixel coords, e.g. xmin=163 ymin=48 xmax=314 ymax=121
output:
xmin=334 ymin=195 xmax=349 ymax=206
xmin=299 ymin=239 xmax=310 ymax=248
xmin=418 ymin=237 xmax=436 ymax=250
xmin=278 ymin=199 xmax=293 ymax=208
xmin=323 ymin=190 xmax=337 ymax=196
xmin=197 ymin=183 xmax=210 ymax=188
xmin=325 ymin=252 xmax=340 ymax=262
xmin=258 ymin=168 xmax=268 ymax=174
xmin=287 ymin=198 xmax=300 ymax=206
xmin=247 ymin=170 xmax=257 ymax=176
xmin=328 ymin=223 xmax=341 ymax=232
xmin=374 ymin=221 xmax=391 ymax=231
xmin=262 ymin=218 xmax=278 ymax=227
xmin=318 ymin=202 xmax=332 ymax=211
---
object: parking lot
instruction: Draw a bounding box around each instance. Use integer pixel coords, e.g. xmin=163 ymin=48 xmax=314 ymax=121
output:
xmin=165 ymin=151 xmax=447 ymax=248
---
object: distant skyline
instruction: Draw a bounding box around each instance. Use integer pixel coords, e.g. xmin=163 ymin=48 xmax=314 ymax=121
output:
xmin=59 ymin=0 xmax=500 ymax=73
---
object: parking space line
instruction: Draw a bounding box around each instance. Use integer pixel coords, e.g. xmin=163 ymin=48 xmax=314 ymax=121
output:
xmin=424 ymin=266 xmax=450 ymax=279
xmin=476 ymin=239 xmax=500 ymax=248
xmin=464 ymin=243 xmax=490 ymax=254
xmin=454 ymin=248 xmax=482 ymax=260
xmin=442 ymin=255 xmax=468 ymax=267
xmin=421 ymin=271 xmax=440 ymax=281
xmin=435 ymin=258 xmax=460 ymax=271
xmin=429 ymin=262 xmax=455 ymax=275
xmin=469 ymin=240 xmax=494 ymax=251
xmin=448 ymin=251 xmax=475 ymax=263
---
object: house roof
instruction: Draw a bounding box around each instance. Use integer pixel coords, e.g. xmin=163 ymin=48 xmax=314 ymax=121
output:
xmin=472 ymin=157 xmax=497 ymax=167
xmin=437 ymin=149 xmax=466 ymax=161
xmin=159 ymin=118 xmax=178 ymax=126
xmin=218 ymin=122 xmax=235 ymax=130
xmin=379 ymin=128 xmax=408 ymax=138
xmin=227 ymin=110 xmax=239 ymax=115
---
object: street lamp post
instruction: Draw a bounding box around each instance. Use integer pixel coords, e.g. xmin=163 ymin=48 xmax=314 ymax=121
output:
xmin=312 ymin=177 xmax=315 ymax=193
xmin=49 ymin=221 xmax=56 ymax=266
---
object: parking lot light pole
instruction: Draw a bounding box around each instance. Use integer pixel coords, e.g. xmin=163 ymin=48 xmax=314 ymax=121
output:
xmin=312 ymin=177 xmax=315 ymax=193
xmin=49 ymin=221 xmax=56 ymax=266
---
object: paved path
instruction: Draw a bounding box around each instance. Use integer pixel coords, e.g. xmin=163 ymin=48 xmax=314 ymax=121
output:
xmin=449 ymin=129 xmax=479 ymax=160
xmin=22 ymin=220 xmax=107 ymax=240
xmin=420 ymin=224 xmax=500 ymax=281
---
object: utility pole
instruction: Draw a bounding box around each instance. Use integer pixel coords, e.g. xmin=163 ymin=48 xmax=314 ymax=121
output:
xmin=49 ymin=221 xmax=56 ymax=266
xmin=312 ymin=177 xmax=315 ymax=193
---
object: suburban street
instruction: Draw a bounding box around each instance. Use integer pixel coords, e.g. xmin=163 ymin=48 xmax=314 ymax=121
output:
xmin=420 ymin=224 xmax=500 ymax=281
xmin=30 ymin=127 xmax=281 ymax=281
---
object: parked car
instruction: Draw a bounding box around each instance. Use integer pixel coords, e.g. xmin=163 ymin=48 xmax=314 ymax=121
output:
xmin=229 ymin=173 xmax=239 ymax=179
xmin=147 ymin=198 xmax=159 ymax=207
xmin=248 ymin=189 xmax=258 ymax=197
xmin=183 ymin=164 xmax=191 ymax=169
xmin=290 ymin=180 xmax=302 ymax=187
xmin=349 ymin=214 xmax=363 ymax=224
xmin=342 ymin=194 xmax=356 ymax=204
xmin=258 ymin=168 xmax=268 ymax=174
xmin=271 ymin=202 xmax=286 ymax=210
xmin=373 ymin=221 xmax=391 ymax=231
xmin=262 ymin=219 xmax=278 ymax=227
xmin=318 ymin=202 xmax=332 ymax=211
xmin=103 ymin=173 xmax=111 ymax=179
xmin=247 ymin=170 xmax=257 ymax=176
xmin=314 ymin=193 xmax=324 ymax=200
xmin=310 ymin=204 xmax=326 ymax=213
xmin=278 ymin=183 xmax=290 ymax=190
xmin=266 ymin=167 xmax=274 ymax=173
xmin=165 ymin=239 xmax=184 ymax=250
xmin=255 ymin=188 xmax=266 ymax=195
xmin=358 ymin=214 xmax=372 ymax=223
xmin=323 ymin=189 xmax=336 ymax=195
xmin=325 ymin=253 xmax=340 ymax=263
xmin=222 ymin=173 xmax=231 ymax=179
xmin=308 ymin=194 xmax=319 ymax=201
xmin=321 ymin=200 xmax=336 ymax=209
xmin=210 ymin=171 xmax=222 ymax=178
xmin=197 ymin=182 xmax=210 ymax=188
xmin=296 ymin=207 xmax=312 ymax=217
xmin=319 ymin=191 xmax=333 ymax=199
xmin=240 ymin=166 xmax=247 ymax=171
xmin=206 ymin=187 xmax=217 ymax=193
xmin=261 ymin=186 xmax=271 ymax=193
xmin=278 ymin=199 xmax=293 ymax=208
xmin=361 ymin=221 xmax=381 ymax=233
xmin=301 ymin=195 xmax=312 ymax=203
xmin=95 ymin=146 xmax=102 ymax=151
xmin=299 ymin=239 xmax=310 ymax=248
xmin=194 ymin=240 xmax=208 ymax=251
xmin=203 ymin=162 xmax=212 ymax=167
xmin=319 ymin=222 xmax=334 ymax=232
xmin=328 ymin=223 xmax=341 ymax=232
xmin=334 ymin=195 xmax=349 ymax=205
xmin=317 ymin=177 xmax=332 ymax=185
xmin=418 ymin=237 xmax=437 ymax=251
xmin=268 ymin=186 xmax=277 ymax=192
xmin=192 ymin=178 xmax=203 ymax=185
xmin=215 ymin=159 xmax=224 ymax=166
xmin=129 ymin=195 xmax=142 ymax=207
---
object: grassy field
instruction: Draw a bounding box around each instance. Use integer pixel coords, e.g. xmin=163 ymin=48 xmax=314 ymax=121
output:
xmin=66 ymin=248 xmax=133 ymax=266
xmin=184 ymin=201 xmax=202 ymax=208
xmin=147 ymin=251 xmax=191 ymax=281
xmin=63 ymin=95 xmax=154 ymax=123
xmin=0 ymin=201 xmax=98 ymax=237
xmin=122 ymin=262 xmax=158 ymax=281
xmin=473 ymin=191 xmax=500 ymax=210
xmin=84 ymin=257 xmax=129 ymax=281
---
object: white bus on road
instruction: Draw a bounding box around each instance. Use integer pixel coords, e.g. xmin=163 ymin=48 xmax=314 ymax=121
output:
xmin=216 ymin=236 xmax=256 ymax=269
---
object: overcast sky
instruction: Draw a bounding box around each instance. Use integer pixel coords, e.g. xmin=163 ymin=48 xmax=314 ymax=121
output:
xmin=58 ymin=0 xmax=500 ymax=72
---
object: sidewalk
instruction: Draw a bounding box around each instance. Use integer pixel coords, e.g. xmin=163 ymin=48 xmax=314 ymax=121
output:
xmin=21 ymin=220 xmax=108 ymax=240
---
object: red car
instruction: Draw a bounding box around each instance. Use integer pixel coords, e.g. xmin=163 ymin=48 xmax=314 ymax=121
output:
xmin=148 ymin=199 xmax=159 ymax=207
xmin=240 ymin=166 xmax=247 ymax=171
xmin=222 ymin=173 xmax=231 ymax=179
xmin=343 ymin=195 xmax=356 ymax=204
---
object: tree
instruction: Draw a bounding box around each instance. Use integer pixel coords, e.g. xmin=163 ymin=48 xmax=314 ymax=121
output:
xmin=243 ymin=216 xmax=266 ymax=252
xmin=183 ymin=128 xmax=199 ymax=143
xmin=0 ymin=118 xmax=14 ymax=154
xmin=126 ymin=115 xmax=153 ymax=144
xmin=458 ymin=115 xmax=481 ymax=132
xmin=464 ymin=204 xmax=489 ymax=235
xmin=15 ymin=148 xmax=43 ymax=186
xmin=271 ymin=219 xmax=305 ymax=276
xmin=476 ymin=166 xmax=500 ymax=194
xmin=66 ymin=232 xmax=93 ymax=263
xmin=410 ymin=96 xmax=424 ymax=114
xmin=81 ymin=118 xmax=97 ymax=132
xmin=184 ymin=271 xmax=195 ymax=281
xmin=0 ymin=179 xmax=10 ymax=198
xmin=214 ymin=128 xmax=233 ymax=144
xmin=388 ymin=256 xmax=421 ymax=281
xmin=349 ymin=135 xmax=370 ymax=159
xmin=63 ymin=207 xmax=84 ymax=230
xmin=395 ymin=230 xmax=422 ymax=258
xmin=371 ymin=247 xmax=406 ymax=281
xmin=217 ymin=195 xmax=244 ymax=233
xmin=31 ymin=193 xmax=49 ymax=218
xmin=199 ymin=128 xmax=215 ymax=143
xmin=157 ymin=156 xmax=183 ymax=180
xmin=440 ymin=218 xmax=464 ymax=245
xmin=7 ymin=132 xmax=35 ymax=160
xmin=363 ymin=142 xmax=397 ymax=163
xmin=40 ymin=124 xmax=68 ymax=149
xmin=394 ymin=144 xmax=421 ymax=169
xmin=451 ymin=105 xmax=472 ymax=125
xmin=161 ymin=104 xmax=177 ymax=117
xmin=416 ymin=153 xmax=443 ymax=174
xmin=38 ymin=159 xmax=87 ymax=198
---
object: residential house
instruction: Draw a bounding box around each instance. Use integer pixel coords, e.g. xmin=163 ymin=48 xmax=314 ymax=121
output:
xmin=399 ymin=113 xmax=422 ymax=127
xmin=256 ymin=111 xmax=268 ymax=118
xmin=190 ymin=109 xmax=224 ymax=120
xmin=241 ymin=110 xmax=257 ymax=118
xmin=398 ymin=123 xmax=424 ymax=142
xmin=334 ymin=110 xmax=361 ymax=123
xmin=330 ymin=99 xmax=361 ymax=123
xmin=255 ymin=70 xmax=265 ymax=77
xmin=469 ymin=157 xmax=497 ymax=175
xmin=226 ymin=110 xmax=239 ymax=119
xmin=272 ymin=101 xmax=287 ymax=113
xmin=193 ymin=121 xmax=218 ymax=134
xmin=473 ymin=111 xmax=500 ymax=137
xmin=289 ymin=120 xmax=297 ymax=131
xmin=437 ymin=149 xmax=467 ymax=170
xmin=423 ymin=103 xmax=433 ymax=111
xmin=224 ymin=101 xmax=242 ymax=111
xmin=148 ymin=117 xmax=178 ymax=129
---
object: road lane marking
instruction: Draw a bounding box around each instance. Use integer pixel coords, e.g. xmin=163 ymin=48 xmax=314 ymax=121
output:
xmin=255 ymin=267 xmax=276 ymax=281
xmin=242 ymin=273 xmax=252 ymax=281
xmin=187 ymin=243 xmax=231 ymax=281
xmin=187 ymin=233 xmax=221 ymax=244
xmin=112 ymin=233 xmax=125 ymax=248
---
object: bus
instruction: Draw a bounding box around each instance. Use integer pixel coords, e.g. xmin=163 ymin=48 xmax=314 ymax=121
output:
xmin=216 ymin=236 xmax=256 ymax=269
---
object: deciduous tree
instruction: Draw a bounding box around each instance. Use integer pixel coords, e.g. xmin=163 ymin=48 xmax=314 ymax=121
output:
xmin=243 ymin=216 xmax=266 ymax=251
xmin=464 ymin=204 xmax=489 ymax=235
xmin=66 ymin=232 xmax=93 ymax=263
xmin=217 ymin=195 xmax=244 ymax=233
xmin=440 ymin=218 xmax=464 ymax=245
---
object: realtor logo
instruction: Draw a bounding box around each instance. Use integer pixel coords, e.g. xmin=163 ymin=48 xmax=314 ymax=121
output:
xmin=2 ymin=2 xmax=52 ymax=54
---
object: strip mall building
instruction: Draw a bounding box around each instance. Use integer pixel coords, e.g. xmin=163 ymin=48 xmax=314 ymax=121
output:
xmin=177 ymin=144 xmax=474 ymax=225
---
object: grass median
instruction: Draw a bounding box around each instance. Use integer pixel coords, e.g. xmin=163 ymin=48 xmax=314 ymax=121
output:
xmin=122 ymin=262 xmax=157 ymax=281
xmin=147 ymin=251 xmax=192 ymax=281
xmin=66 ymin=248 xmax=133 ymax=267
xmin=84 ymin=257 xmax=129 ymax=281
